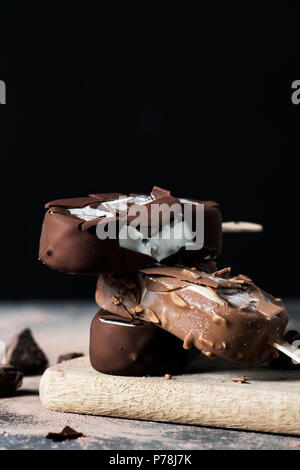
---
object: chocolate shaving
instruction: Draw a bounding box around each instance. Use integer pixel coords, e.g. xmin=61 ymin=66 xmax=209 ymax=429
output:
xmin=151 ymin=186 xmax=171 ymax=199
xmin=255 ymin=290 xmax=285 ymax=319
xmin=46 ymin=426 xmax=84 ymax=442
xmin=127 ymin=195 xmax=181 ymax=232
xmin=144 ymin=276 xmax=189 ymax=292
xmin=140 ymin=266 xmax=247 ymax=290
xmin=140 ymin=266 xmax=217 ymax=287
xmin=45 ymin=196 xmax=97 ymax=209
xmin=212 ymin=267 xmax=231 ymax=278
xmin=88 ymin=193 xmax=125 ymax=201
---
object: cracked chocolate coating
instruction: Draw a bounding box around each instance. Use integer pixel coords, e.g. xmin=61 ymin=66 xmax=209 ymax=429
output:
xmin=39 ymin=186 xmax=222 ymax=274
xmin=89 ymin=309 xmax=188 ymax=376
xmin=95 ymin=266 xmax=289 ymax=365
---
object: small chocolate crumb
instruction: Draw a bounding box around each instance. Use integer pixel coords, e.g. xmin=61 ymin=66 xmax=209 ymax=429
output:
xmin=165 ymin=374 xmax=172 ymax=380
xmin=46 ymin=426 xmax=84 ymax=442
xmin=285 ymin=441 xmax=300 ymax=448
xmin=231 ymin=376 xmax=249 ymax=384
xmin=57 ymin=352 xmax=84 ymax=364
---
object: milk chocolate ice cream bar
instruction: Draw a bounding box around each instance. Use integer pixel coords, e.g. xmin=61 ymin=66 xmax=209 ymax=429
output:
xmin=39 ymin=186 xmax=222 ymax=274
xmin=95 ymin=266 xmax=289 ymax=365
xmin=90 ymin=308 xmax=188 ymax=376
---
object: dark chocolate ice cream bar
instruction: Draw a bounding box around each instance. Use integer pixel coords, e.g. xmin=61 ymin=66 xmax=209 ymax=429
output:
xmin=89 ymin=308 xmax=188 ymax=376
xmin=95 ymin=266 xmax=289 ymax=365
xmin=39 ymin=186 xmax=222 ymax=274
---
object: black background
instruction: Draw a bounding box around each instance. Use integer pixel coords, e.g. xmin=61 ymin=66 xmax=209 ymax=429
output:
xmin=1 ymin=3 xmax=300 ymax=299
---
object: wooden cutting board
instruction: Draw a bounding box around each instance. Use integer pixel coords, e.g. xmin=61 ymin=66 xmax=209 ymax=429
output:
xmin=39 ymin=356 xmax=300 ymax=435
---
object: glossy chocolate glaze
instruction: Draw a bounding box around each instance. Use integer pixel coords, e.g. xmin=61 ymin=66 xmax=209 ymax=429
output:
xmin=89 ymin=309 xmax=188 ymax=376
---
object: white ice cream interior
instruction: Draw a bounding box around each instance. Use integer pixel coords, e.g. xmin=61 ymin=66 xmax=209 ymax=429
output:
xmin=99 ymin=318 xmax=137 ymax=327
xmin=119 ymin=218 xmax=196 ymax=262
xmin=185 ymin=285 xmax=225 ymax=305
xmin=69 ymin=206 xmax=113 ymax=221
xmin=69 ymin=195 xmax=199 ymax=262
xmin=69 ymin=195 xmax=152 ymax=221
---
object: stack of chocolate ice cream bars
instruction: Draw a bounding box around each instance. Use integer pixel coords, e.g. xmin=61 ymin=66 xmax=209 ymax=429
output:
xmin=39 ymin=186 xmax=296 ymax=376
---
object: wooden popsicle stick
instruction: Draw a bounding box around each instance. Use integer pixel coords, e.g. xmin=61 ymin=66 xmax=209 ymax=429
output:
xmin=269 ymin=340 xmax=300 ymax=364
xmin=222 ymin=221 xmax=263 ymax=233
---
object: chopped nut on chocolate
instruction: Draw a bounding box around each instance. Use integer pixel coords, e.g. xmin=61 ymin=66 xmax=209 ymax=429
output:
xmin=57 ymin=352 xmax=84 ymax=364
xmin=183 ymin=332 xmax=193 ymax=350
xmin=111 ymin=296 xmax=121 ymax=305
xmin=46 ymin=426 xmax=84 ymax=442
xmin=145 ymin=308 xmax=160 ymax=324
xmin=6 ymin=328 xmax=48 ymax=375
xmin=161 ymin=312 xmax=168 ymax=327
xmin=170 ymin=291 xmax=188 ymax=307
xmin=199 ymin=337 xmax=214 ymax=348
xmin=212 ymin=314 xmax=227 ymax=325
xmin=0 ymin=366 xmax=23 ymax=397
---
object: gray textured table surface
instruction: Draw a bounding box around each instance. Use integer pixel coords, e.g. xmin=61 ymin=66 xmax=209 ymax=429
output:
xmin=1 ymin=300 xmax=300 ymax=451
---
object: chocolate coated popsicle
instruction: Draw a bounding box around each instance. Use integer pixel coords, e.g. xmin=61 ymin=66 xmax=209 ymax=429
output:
xmin=95 ymin=266 xmax=289 ymax=365
xmin=90 ymin=309 xmax=188 ymax=376
xmin=39 ymin=186 xmax=222 ymax=274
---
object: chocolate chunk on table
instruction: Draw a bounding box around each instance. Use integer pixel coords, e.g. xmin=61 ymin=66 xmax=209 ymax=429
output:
xmin=6 ymin=328 xmax=48 ymax=375
xmin=0 ymin=365 xmax=23 ymax=397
